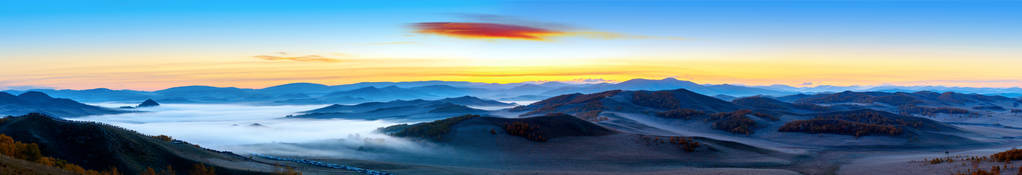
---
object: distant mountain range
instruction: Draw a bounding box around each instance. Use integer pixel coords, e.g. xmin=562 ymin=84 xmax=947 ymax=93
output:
xmin=787 ymin=91 xmax=1021 ymax=106
xmin=0 ymin=91 xmax=126 ymax=117
xmin=756 ymin=84 xmax=1022 ymax=97
xmin=540 ymin=78 xmax=789 ymax=97
xmin=5 ymin=78 xmax=1022 ymax=106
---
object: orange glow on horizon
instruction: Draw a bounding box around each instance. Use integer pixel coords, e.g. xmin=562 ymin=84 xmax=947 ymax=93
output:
xmin=2 ymin=54 xmax=1022 ymax=91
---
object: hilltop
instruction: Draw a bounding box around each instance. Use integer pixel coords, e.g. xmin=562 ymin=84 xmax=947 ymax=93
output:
xmin=289 ymin=96 xmax=509 ymax=121
xmin=0 ymin=91 xmax=126 ymax=117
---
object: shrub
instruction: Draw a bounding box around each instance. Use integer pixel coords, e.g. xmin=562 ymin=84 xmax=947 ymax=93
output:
xmin=972 ymin=105 xmax=1006 ymax=111
xmin=381 ymin=115 xmax=479 ymax=140
xmin=992 ymin=148 xmax=1022 ymax=162
xmin=752 ymin=112 xmax=779 ymax=121
xmin=503 ymin=122 xmax=547 ymax=142
xmin=637 ymin=135 xmax=700 ymax=152
xmin=898 ymin=105 xmax=974 ymax=117
xmin=275 ymin=165 xmax=301 ymax=175
xmin=631 ymin=91 xmax=680 ymax=109
xmin=779 ymin=119 xmax=902 ymax=137
xmin=0 ymin=134 xmax=43 ymax=161
xmin=655 ymin=109 xmax=704 ymax=120
xmin=0 ymin=134 xmax=119 ymax=175
xmin=708 ymin=110 xmax=757 ymax=135
xmin=819 ymin=110 xmax=926 ymax=128
xmin=189 ymin=163 xmax=215 ymax=175
xmin=153 ymin=135 xmax=173 ymax=142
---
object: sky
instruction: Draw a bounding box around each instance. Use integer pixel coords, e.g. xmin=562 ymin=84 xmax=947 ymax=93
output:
xmin=1 ymin=0 xmax=1020 ymax=90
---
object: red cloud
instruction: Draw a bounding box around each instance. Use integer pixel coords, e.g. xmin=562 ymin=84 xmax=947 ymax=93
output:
xmin=413 ymin=22 xmax=562 ymax=40
xmin=254 ymin=55 xmax=342 ymax=63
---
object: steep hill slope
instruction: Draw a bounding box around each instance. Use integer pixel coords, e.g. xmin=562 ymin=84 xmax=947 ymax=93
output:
xmin=0 ymin=113 xmax=280 ymax=174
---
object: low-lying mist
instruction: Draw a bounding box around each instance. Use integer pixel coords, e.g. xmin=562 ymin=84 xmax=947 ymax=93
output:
xmin=74 ymin=103 xmax=432 ymax=159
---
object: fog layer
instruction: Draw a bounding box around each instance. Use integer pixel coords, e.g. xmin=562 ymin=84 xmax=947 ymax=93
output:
xmin=75 ymin=103 xmax=400 ymax=151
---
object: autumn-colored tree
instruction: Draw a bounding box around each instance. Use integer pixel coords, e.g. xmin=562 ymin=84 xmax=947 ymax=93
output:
xmin=631 ymin=91 xmax=680 ymax=109
xmin=752 ymin=112 xmax=779 ymax=121
xmin=503 ymin=122 xmax=547 ymax=142
xmin=992 ymin=149 xmax=1022 ymax=162
xmin=655 ymin=109 xmax=704 ymax=120
xmin=2 ymin=134 xmax=121 ymax=175
xmin=383 ymin=115 xmax=479 ymax=140
xmin=779 ymin=119 xmax=902 ymax=137
xmin=898 ymin=105 xmax=973 ymax=117
xmin=275 ymin=166 xmax=302 ymax=175
xmin=0 ymin=134 xmax=43 ymax=161
xmin=190 ymin=163 xmax=216 ymax=175
xmin=160 ymin=165 xmax=176 ymax=175
xmin=638 ymin=135 xmax=700 ymax=152
xmin=153 ymin=135 xmax=173 ymax=142
xmin=141 ymin=167 xmax=157 ymax=175
xmin=63 ymin=164 xmax=87 ymax=174
xmin=708 ymin=110 xmax=757 ymax=135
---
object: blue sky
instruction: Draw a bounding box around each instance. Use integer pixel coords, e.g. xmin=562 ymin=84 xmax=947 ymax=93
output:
xmin=1 ymin=0 xmax=1020 ymax=90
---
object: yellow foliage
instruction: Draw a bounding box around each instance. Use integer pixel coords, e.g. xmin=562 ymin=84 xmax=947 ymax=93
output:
xmin=0 ymin=134 xmax=120 ymax=175
xmin=189 ymin=163 xmax=216 ymax=175
xmin=142 ymin=167 xmax=157 ymax=175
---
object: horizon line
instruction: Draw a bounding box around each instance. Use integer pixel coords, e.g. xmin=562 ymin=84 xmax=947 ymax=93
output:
xmin=3 ymin=77 xmax=1022 ymax=92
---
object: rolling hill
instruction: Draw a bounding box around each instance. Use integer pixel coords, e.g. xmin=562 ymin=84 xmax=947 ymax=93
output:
xmin=511 ymin=88 xmax=741 ymax=120
xmin=787 ymin=91 xmax=1020 ymax=107
xmin=540 ymin=77 xmax=790 ymax=97
xmin=507 ymin=88 xmax=979 ymax=148
xmin=2 ymin=78 xmax=798 ymax=105
xmin=380 ymin=113 xmax=615 ymax=142
xmin=290 ymin=96 xmax=511 ymax=121
xmin=370 ymin=113 xmax=797 ymax=173
xmin=0 ymin=91 xmax=126 ymax=117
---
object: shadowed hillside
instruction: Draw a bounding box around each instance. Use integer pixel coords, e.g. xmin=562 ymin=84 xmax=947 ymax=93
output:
xmin=290 ymin=96 xmax=506 ymax=120
xmin=380 ymin=113 xmax=614 ymax=142
xmin=790 ymin=91 xmax=1020 ymax=106
xmin=779 ymin=109 xmax=959 ymax=137
xmin=0 ymin=92 xmax=126 ymax=117
xmin=540 ymin=78 xmax=790 ymax=97
xmin=0 ymin=113 xmax=279 ymax=175
xmin=511 ymin=88 xmax=741 ymax=121
xmin=732 ymin=96 xmax=830 ymax=113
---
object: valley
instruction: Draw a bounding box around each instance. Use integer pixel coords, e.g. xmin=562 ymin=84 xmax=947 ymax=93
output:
xmin=3 ymin=81 xmax=1019 ymax=174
